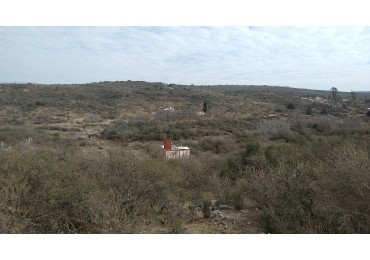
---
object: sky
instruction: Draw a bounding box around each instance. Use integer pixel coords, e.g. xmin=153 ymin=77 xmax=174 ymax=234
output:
xmin=1 ymin=26 xmax=370 ymax=91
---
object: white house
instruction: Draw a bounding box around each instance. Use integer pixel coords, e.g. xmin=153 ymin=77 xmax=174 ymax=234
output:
xmin=164 ymin=107 xmax=175 ymax=112
xmin=161 ymin=139 xmax=190 ymax=159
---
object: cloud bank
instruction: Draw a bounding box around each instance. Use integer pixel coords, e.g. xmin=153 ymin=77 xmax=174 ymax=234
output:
xmin=0 ymin=27 xmax=369 ymax=91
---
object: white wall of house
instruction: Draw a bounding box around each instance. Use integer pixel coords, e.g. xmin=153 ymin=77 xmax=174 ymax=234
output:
xmin=162 ymin=144 xmax=190 ymax=159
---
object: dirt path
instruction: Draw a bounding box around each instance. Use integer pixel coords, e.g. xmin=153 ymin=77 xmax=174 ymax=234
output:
xmin=184 ymin=206 xmax=263 ymax=234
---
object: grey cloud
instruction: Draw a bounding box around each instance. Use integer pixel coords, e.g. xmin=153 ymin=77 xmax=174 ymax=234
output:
xmin=0 ymin=26 xmax=369 ymax=91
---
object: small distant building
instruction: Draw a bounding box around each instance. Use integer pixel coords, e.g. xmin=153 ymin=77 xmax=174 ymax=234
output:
xmin=164 ymin=107 xmax=175 ymax=112
xmin=161 ymin=139 xmax=190 ymax=159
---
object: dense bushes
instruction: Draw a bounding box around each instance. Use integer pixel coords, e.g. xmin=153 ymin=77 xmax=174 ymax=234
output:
xmin=0 ymin=147 xmax=183 ymax=233
xmin=1 ymin=83 xmax=370 ymax=234
xmin=101 ymin=118 xmax=253 ymax=143
xmin=245 ymin=140 xmax=370 ymax=233
xmin=1 ymin=131 xmax=369 ymax=234
xmin=256 ymin=119 xmax=291 ymax=140
xmin=199 ymin=136 xmax=238 ymax=154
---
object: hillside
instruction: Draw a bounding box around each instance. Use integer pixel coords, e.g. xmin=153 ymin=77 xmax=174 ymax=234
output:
xmin=0 ymin=81 xmax=369 ymax=233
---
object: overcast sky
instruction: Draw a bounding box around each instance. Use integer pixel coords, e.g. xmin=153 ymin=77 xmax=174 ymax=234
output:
xmin=0 ymin=26 xmax=369 ymax=91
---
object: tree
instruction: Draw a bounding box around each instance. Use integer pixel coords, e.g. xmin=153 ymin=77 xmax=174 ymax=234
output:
xmin=351 ymin=90 xmax=357 ymax=104
xmin=367 ymin=110 xmax=370 ymax=117
xmin=331 ymin=87 xmax=338 ymax=102
xmin=320 ymin=107 xmax=327 ymax=115
xmin=287 ymin=103 xmax=295 ymax=109
xmin=306 ymin=106 xmax=312 ymax=115
xmin=203 ymin=101 xmax=208 ymax=113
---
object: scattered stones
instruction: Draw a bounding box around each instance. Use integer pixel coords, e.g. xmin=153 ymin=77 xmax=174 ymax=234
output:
xmin=183 ymin=202 xmax=191 ymax=210
xmin=210 ymin=210 xmax=227 ymax=220
xmin=219 ymin=223 xmax=228 ymax=229
xmin=218 ymin=205 xmax=231 ymax=210
xmin=193 ymin=210 xmax=204 ymax=220
xmin=210 ymin=199 xmax=218 ymax=210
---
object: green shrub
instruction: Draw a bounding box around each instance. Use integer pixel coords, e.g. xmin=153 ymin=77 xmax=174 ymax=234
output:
xmin=305 ymin=106 xmax=312 ymax=115
xmin=101 ymin=128 xmax=120 ymax=140
xmin=287 ymin=103 xmax=295 ymax=109
xmin=321 ymin=107 xmax=327 ymax=115
xmin=264 ymin=144 xmax=284 ymax=167
xmin=285 ymin=135 xmax=307 ymax=145
xmin=261 ymin=210 xmax=278 ymax=234
xmin=200 ymin=139 xmax=216 ymax=152
xmin=244 ymin=140 xmax=261 ymax=158
xmin=35 ymin=101 xmax=46 ymax=106
xmin=230 ymin=190 xmax=244 ymax=210
xmin=242 ymin=140 xmax=261 ymax=166
xmin=220 ymin=156 xmax=242 ymax=182
xmin=202 ymin=200 xmax=211 ymax=219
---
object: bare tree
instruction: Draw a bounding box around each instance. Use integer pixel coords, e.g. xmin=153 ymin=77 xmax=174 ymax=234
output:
xmin=351 ymin=90 xmax=357 ymax=104
xmin=331 ymin=87 xmax=338 ymax=102
xmin=84 ymin=113 xmax=103 ymax=125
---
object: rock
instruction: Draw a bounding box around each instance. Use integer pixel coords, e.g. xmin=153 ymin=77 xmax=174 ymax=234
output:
xmin=210 ymin=199 xmax=218 ymax=209
xmin=183 ymin=202 xmax=192 ymax=210
xmin=218 ymin=205 xmax=231 ymax=210
xmin=210 ymin=210 xmax=227 ymax=220
xmin=210 ymin=210 xmax=220 ymax=219
xmin=193 ymin=210 xmax=204 ymax=220
xmin=240 ymin=209 xmax=249 ymax=214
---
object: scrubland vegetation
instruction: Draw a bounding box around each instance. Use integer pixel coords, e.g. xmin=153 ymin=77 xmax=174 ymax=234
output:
xmin=0 ymin=81 xmax=369 ymax=233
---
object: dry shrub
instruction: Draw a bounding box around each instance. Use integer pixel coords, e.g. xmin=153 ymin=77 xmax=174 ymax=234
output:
xmin=0 ymin=146 xmax=183 ymax=233
xmin=247 ymin=160 xmax=318 ymax=233
xmin=256 ymin=119 xmax=291 ymax=140
xmin=291 ymin=115 xmax=312 ymax=139
xmin=246 ymin=141 xmax=370 ymax=233
xmin=199 ymin=135 xmax=237 ymax=154
xmin=307 ymin=117 xmax=333 ymax=134
xmin=333 ymin=118 xmax=370 ymax=137
xmin=316 ymin=143 xmax=370 ymax=233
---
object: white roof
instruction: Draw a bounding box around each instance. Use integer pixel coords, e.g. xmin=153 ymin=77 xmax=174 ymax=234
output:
xmin=161 ymin=145 xmax=190 ymax=150
xmin=176 ymin=146 xmax=190 ymax=150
